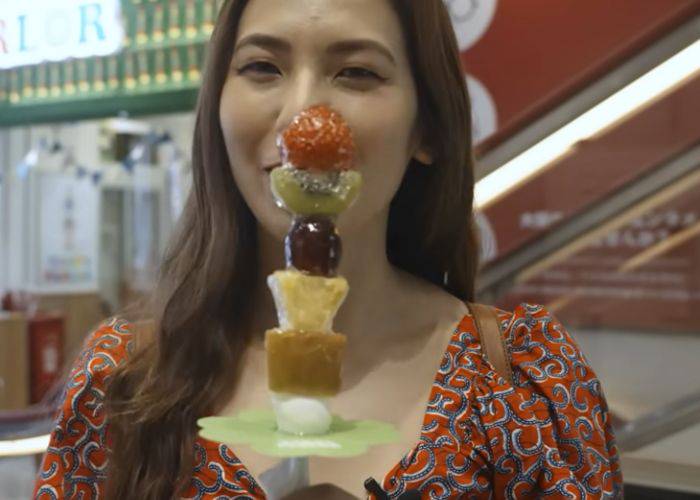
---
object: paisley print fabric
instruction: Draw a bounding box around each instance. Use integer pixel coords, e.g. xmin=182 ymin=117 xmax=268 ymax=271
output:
xmin=34 ymin=304 xmax=623 ymax=499
xmin=379 ymin=303 xmax=623 ymax=499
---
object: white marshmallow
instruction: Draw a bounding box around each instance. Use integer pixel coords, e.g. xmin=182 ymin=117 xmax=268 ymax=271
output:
xmin=270 ymin=392 xmax=332 ymax=435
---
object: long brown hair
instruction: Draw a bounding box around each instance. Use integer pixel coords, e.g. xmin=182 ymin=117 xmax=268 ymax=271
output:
xmin=104 ymin=1 xmax=478 ymax=498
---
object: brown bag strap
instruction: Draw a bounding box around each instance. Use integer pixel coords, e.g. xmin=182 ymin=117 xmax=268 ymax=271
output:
xmin=467 ymin=302 xmax=514 ymax=386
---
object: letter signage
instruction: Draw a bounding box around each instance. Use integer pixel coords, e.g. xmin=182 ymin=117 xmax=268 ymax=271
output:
xmin=0 ymin=0 xmax=124 ymax=69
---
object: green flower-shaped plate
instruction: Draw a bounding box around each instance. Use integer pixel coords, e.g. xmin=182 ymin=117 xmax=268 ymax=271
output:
xmin=197 ymin=409 xmax=400 ymax=458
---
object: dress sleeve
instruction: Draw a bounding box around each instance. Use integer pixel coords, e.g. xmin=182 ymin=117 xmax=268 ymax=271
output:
xmin=380 ymin=303 xmax=623 ymax=499
xmin=33 ymin=318 xmax=133 ymax=500
xmin=491 ymin=303 xmax=624 ymax=498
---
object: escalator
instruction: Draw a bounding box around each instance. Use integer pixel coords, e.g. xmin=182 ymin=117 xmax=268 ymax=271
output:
xmin=470 ymin=9 xmax=700 ymax=496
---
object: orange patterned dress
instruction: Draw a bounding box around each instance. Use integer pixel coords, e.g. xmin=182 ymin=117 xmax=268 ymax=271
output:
xmin=34 ymin=303 xmax=623 ymax=499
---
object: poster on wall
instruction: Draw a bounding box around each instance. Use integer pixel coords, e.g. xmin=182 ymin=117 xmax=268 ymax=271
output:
xmin=33 ymin=171 xmax=100 ymax=292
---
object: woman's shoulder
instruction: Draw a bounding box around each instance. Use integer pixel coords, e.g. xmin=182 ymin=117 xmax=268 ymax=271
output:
xmin=34 ymin=318 xmax=137 ymax=498
xmin=411 ymin=302 xmax=623 ymax=498
xmin=75 ymin=317 xmax=135 ymax=370
xmin=61 ymin=317 xmax=143 ymax=396
xmin=492 ymin=302 xmax=586 ymax=358
xmin=85 ymin=316 xmax=135 ymax=346
xmin=483 ymin=302 xmax=606 ymax=414
xmin=486 ymin=301 xmax=562 ymax=328
xmin=455 ymin=301 xmax=593 ymax=385
xmin=462 ymin=301 xmax=570 ymax=338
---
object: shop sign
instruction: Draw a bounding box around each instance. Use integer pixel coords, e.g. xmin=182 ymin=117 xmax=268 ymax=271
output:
xmin=0 ymin=0 xmax=123 ymax=69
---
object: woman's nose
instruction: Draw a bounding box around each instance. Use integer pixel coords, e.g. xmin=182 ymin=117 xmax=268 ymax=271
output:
xmin=274 ymin=68 xmax=330 ymax=136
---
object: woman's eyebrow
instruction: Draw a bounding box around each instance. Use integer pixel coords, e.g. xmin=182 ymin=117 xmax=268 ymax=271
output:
xmin=233 ymin=33 xmax=396 ymax=65
xmin=327 ymin=39 xmax=396 ymax=65
xmin=234 ymin=33 xmax=291 ymax=55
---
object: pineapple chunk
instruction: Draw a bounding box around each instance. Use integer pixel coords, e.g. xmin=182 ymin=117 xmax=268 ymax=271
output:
xmin=267 ymin=270 xmax=348 ymax=332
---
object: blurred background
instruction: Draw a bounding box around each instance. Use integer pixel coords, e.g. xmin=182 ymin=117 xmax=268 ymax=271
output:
xmin=1 ymin=0 xmax=699 ymax=498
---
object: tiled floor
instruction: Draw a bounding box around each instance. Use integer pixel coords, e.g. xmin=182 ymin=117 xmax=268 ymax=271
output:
xmin=0 ymin=456 xmax=36 ymax=499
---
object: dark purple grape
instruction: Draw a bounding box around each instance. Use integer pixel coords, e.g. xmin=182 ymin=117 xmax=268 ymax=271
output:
xmin=285 ymin=215 xmax=341 ymax=276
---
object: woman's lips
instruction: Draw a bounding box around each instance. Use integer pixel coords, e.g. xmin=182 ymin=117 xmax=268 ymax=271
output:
xmin=263 ymin=162 xmax=281 ymax=173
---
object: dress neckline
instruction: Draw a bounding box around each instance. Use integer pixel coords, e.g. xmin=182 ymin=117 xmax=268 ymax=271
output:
xmin=197 ymin=312 xmax=476 ymax=495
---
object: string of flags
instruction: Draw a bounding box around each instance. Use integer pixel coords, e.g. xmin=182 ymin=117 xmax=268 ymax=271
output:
xmin=13 ymin=131 xmax=180 ymax=187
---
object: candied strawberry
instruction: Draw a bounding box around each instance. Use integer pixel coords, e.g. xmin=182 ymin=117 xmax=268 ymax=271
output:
xmin=278 ymin=105 xmax=356 ymax=171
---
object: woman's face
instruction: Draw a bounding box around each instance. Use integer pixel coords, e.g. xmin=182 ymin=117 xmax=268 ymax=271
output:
xmin=219 ymin=0 xmax=422 ymax=241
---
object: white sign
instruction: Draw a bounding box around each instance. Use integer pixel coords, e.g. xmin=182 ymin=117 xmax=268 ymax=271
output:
xmin=0 ymin=0 xmax=124 ymax=69
xmin=33 ymin=171 xmax=100 ymax=292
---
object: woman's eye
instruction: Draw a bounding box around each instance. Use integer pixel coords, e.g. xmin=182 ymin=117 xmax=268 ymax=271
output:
xmin=337 ymin=67 xmax=383 ymax=80
xmin=236 ymin=63 xmax=383 ymax=83
xmin=237 ymin=61 xmax=281 ymax=76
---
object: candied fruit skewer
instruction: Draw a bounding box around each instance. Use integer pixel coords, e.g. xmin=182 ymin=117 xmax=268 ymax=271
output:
xmin=266 ymin=105 xmax=361 ymax=435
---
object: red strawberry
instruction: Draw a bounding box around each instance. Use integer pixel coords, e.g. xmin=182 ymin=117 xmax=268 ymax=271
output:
xmin=278 ymin=105 xmax=356 ymax=171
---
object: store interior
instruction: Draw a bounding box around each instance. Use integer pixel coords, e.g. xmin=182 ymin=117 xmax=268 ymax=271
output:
xmin=1 ymin=1 xmax=700 ymax=498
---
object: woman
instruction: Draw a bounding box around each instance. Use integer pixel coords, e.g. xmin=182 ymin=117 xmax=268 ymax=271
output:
xmin=34 ymin=0 xmax=623 ymax=498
